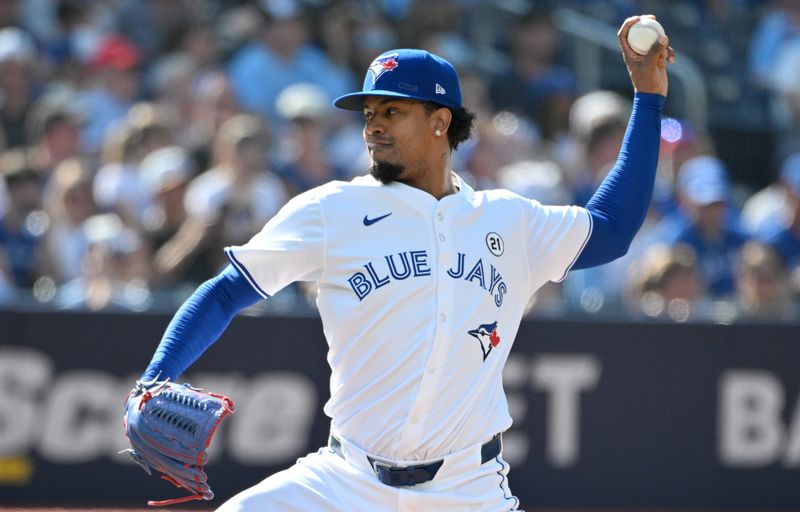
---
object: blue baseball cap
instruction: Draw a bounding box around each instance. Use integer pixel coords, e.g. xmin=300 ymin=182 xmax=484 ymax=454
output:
xmin=333 ymin=49 xmax=462 ymax=111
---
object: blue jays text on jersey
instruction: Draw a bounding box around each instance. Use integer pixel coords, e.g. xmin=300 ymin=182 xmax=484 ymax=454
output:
xmin=347 ymin=251 xmax=508 ymax=306
xmin=224 ymin=173 xmax=591 ymax=462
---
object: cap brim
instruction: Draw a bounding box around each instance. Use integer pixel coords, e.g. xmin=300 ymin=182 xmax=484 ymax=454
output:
xmin=333 ymin=90 xmax=436 ymax=111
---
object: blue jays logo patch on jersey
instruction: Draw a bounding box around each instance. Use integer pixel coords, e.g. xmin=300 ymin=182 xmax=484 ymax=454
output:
xmin=369 ymin=53 xmax=399 ymax=84
xmin=468 ymin=321 xmax=501 ymax=362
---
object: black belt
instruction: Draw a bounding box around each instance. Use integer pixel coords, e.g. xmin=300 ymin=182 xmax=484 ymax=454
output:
xmin=328 ymin=433 xmax=502 ymax=487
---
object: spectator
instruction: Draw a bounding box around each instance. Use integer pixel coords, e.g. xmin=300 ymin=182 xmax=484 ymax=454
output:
xmin=92 ymin=102 xmax=173 ymax=227
xmin=663 ymin=155 xmax=750 ymax=298
xmin=741 ymin=150 xmax=792 ymax=237
xmin=770 ymin=36 xmax=800 ymax=135
xmin=654 ymin=118 xmax=715 ymax=225
xmin=43 ymin=0 xmax=109 ymax=81
xmin=114 ymin=0 xmax=190 ymax=63
xmin=126 ymin=102 xmax=175 ymax=154
xmin=77 ymin=35 xmax=142 ymax=154
xmin=489 ymin=9 xmax=577 ymax=142
xmin=183 ymin=71 xmax=244 ymax=171
xmin=736 ymin=241 xmax=796 ymax=321
xmin=55 ymin=212 xmax=152 ymax=311
xmin=145 ymin=21 xmax=224 ymax=137
xmin=227 ymin=0 xmax=354 ymax=126
xmin=26 ymin=93 xmax=83 ymax=178
xmin=759 ymin=152 xmax=800 ymax=273
xmin=178 ymin=21 xmax=222 ymax=72
xmin=184 ymin=114 xmax=287 ymax=263
xmin=313 ymin=0 xmax=359 ymax=74
xmin=0 ymin=150 xmax=45 ymax=288
xmin=0 ymin=27 xmax=40 ymax=149
xmin=273 ymin=82 xmax=348 ymax=196
xmin=41 ymin=157 xmax=96 ymax=283
xmin=146 ymin=53 xmax=197 ymax=125
xmin=139 ymin=146 xmax=219 ymax=288
xmin=627 ymin=243 xmax=704 ymax=322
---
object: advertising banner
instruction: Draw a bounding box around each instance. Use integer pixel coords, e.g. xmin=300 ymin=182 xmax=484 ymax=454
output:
xmin=1 ymin=311 xmax=798 ymax=508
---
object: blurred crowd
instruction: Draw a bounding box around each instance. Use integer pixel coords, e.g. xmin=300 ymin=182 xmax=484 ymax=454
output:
xmin=2 ymin=0 xmax=800 ymax=323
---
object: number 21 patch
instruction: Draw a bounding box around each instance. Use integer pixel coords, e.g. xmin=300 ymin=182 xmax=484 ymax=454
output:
xmin=485 ymin=232 xmax=504 ymax=257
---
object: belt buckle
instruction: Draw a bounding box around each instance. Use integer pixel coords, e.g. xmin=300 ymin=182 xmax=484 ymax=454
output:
xmin=368 ymin=456 xmax=443 ymax=487
xmin=369 ymin=457 xmax=395 ymax=474
xmin=369 ymin=457 xmax=416 ymax=487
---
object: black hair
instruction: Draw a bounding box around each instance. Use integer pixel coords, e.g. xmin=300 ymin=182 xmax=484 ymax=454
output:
xmin=422 ymin=101 xmax=476 ymax=151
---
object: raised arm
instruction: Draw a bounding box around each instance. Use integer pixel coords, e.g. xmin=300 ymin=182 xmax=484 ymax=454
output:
xmin=573 ymin=15 xmax=674 ymax=269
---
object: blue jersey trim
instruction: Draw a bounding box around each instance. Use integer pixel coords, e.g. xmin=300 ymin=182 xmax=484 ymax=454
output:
xmin=225 ymin=247 xmax=271 ymax=299
xmin=555 ymin=210 xmax=593 ymax=283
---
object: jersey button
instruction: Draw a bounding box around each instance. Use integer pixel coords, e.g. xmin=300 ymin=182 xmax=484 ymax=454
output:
xmin=440 ymin=313 xmax=447 ymax=322
xmin=410 ymin=416 xmax=419 ymax=425
xmin=436 ymin=212 xmax=444 ymax=221
xmin=427 ymin=366 xmax=436 ymax=374
xmin=438 ymin=233 xmax=445 ymax=241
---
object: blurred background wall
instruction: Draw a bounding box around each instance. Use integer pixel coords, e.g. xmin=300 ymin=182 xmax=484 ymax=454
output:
xmin=2 ymin=311 xmax=799 ymax=508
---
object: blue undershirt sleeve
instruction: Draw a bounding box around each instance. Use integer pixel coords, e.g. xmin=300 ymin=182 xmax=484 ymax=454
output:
xmin=141 ymin=264 xmax=262 ymax=381
xmin=573 ymin=92 xmax=665 ymax=269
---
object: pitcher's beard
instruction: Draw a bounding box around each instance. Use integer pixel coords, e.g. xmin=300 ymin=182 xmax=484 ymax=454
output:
xmin=369 ymin=161 xmax=405 ymax=184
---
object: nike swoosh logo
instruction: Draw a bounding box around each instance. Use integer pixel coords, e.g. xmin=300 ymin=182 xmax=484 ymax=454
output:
xmin=363 ymin=213 xmax=392 ymax=226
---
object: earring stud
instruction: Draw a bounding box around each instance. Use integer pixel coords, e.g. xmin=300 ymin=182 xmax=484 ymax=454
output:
xmin=435 ymin=129 xmax=442 ymax=136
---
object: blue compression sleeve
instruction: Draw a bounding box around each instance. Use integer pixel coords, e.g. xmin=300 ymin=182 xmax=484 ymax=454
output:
xmin=573 ymin=92 xmax=664 ymax=269
xmin=142 ymin=264 xmax=262 ymax=381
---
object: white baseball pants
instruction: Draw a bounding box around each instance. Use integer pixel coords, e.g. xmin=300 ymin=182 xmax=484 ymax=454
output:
xmin=216 ymin=433 xmax=521 ymax=511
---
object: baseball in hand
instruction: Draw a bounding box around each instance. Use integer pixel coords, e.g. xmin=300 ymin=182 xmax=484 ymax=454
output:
xmin=626 ymin=18 xmax=665 ymax=55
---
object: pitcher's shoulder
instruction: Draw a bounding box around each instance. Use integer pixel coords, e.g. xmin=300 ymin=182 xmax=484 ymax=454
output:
xmin=285 ymin=176 xmax=386 ymax=210
xmin=472 ymin=187 xmax=536 ymax=207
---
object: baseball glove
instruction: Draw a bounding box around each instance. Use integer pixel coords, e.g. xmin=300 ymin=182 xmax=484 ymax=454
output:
xmin=121 ymin=376 xmax=234 ymax=506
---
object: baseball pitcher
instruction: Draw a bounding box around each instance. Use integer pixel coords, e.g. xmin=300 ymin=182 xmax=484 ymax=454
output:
xmin=122 ymin=15 xmax=674 ymax=511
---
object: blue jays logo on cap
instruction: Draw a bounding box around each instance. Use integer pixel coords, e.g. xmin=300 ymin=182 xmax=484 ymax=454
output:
xmin=368 ymin=53 xmax=399 ymax=84
xmin=334 ymin=48 xmax=462 ymax=111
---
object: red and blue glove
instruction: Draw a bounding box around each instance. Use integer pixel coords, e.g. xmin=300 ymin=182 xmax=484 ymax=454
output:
xmin=122 ymin=377 xmax=234 ymax=506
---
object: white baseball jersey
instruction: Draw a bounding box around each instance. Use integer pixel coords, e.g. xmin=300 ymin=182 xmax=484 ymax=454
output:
xmin=225 ymin=172 xmax=591 ymax=462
